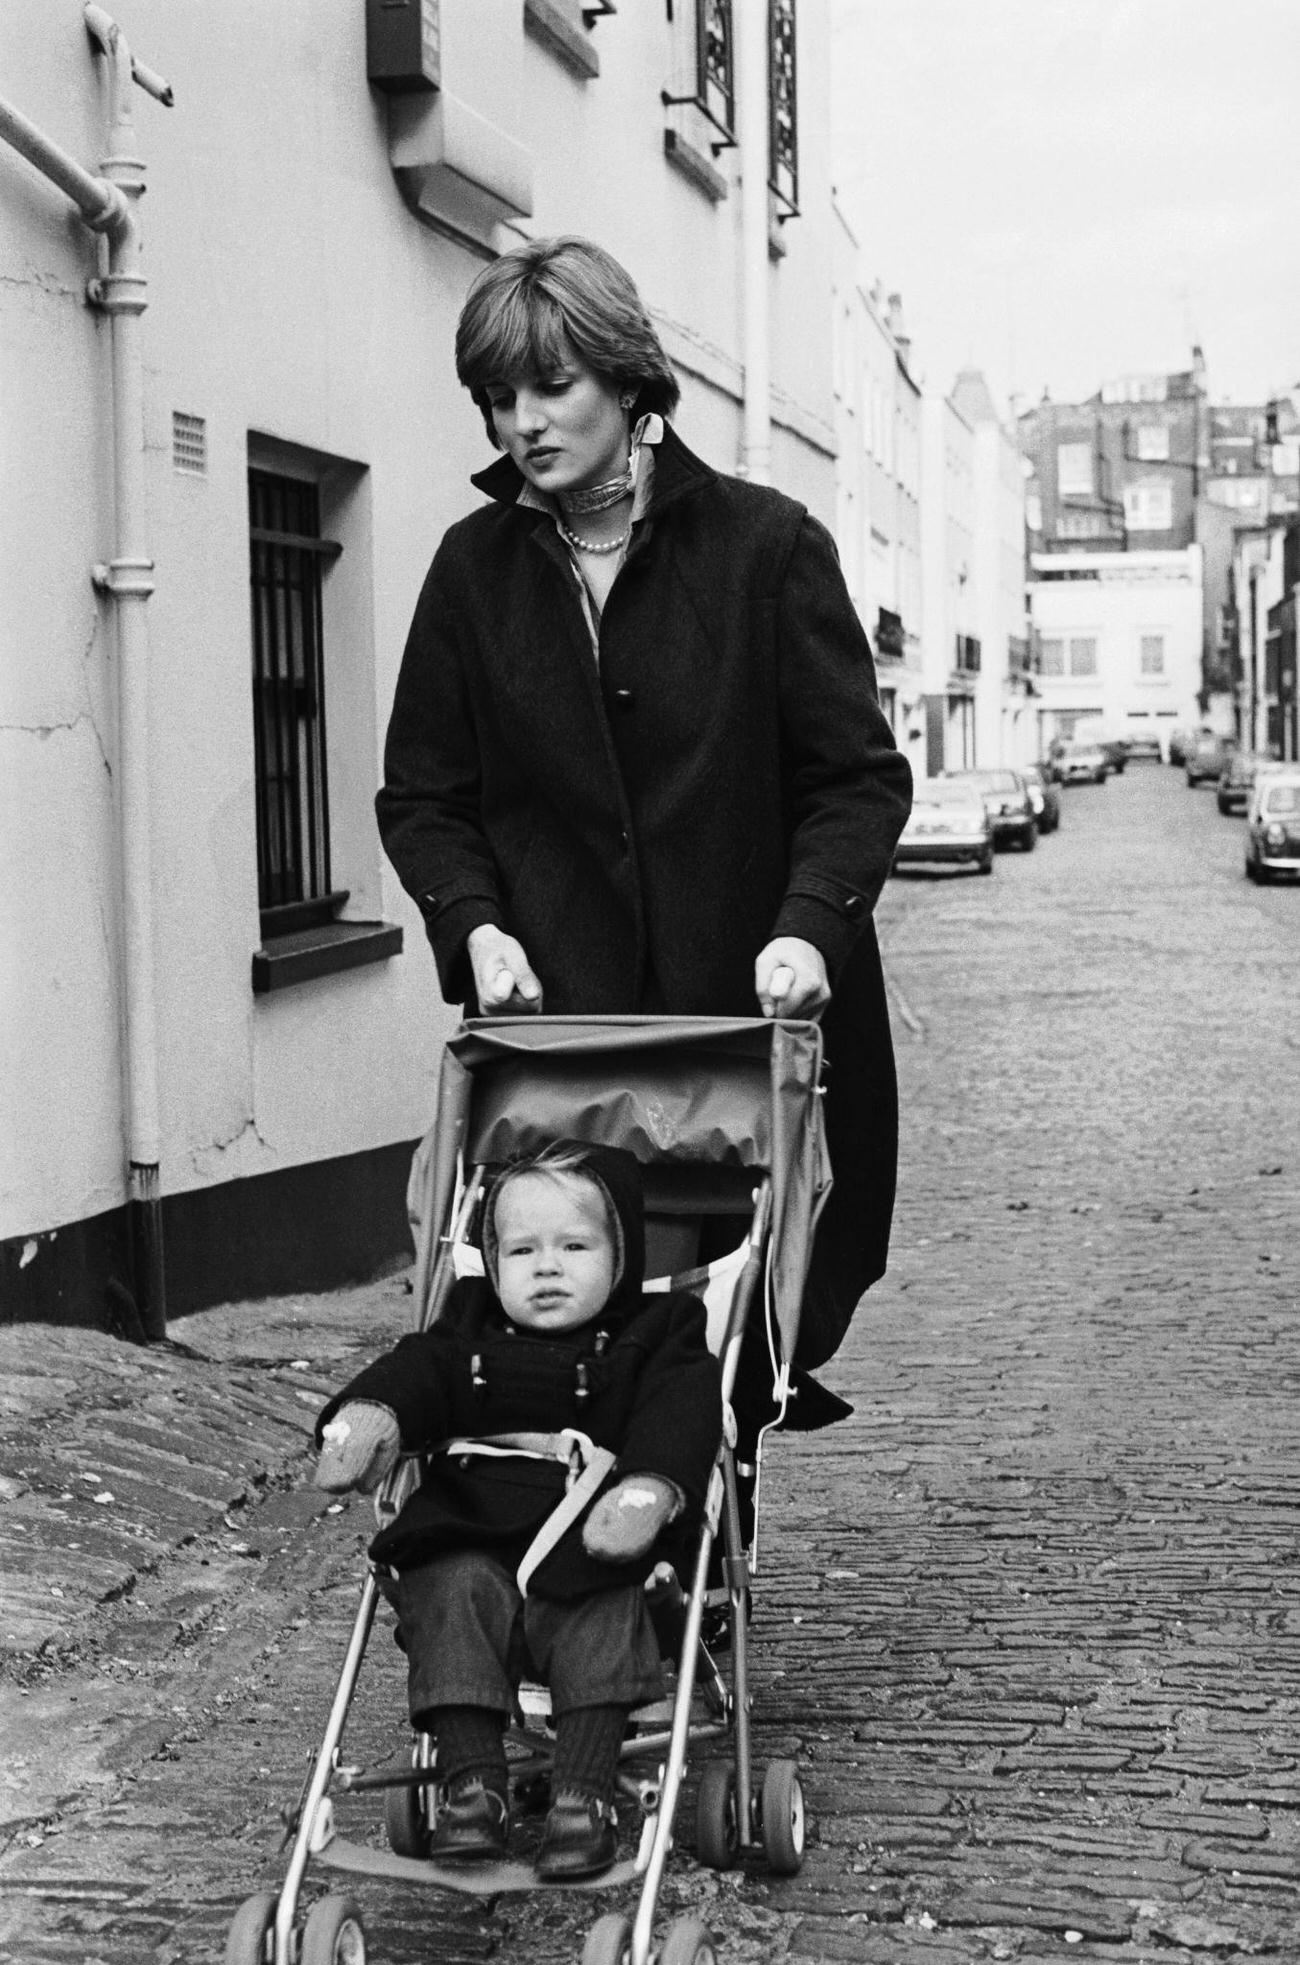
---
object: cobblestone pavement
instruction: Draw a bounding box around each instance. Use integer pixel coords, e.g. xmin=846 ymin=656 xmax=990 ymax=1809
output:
xmin=2 ymin=762 xmax=1299 ymax=1963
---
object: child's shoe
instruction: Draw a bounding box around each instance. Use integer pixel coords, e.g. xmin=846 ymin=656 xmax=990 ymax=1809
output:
xmin=535 ymin=1790 xmax=618 ymax=1880
xmin=429 ymin=1776 xmax=508 ymax=1862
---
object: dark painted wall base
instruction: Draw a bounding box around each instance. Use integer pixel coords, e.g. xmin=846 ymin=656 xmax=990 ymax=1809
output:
xmin=0 ymin=1138 xmax=419 ymax=1334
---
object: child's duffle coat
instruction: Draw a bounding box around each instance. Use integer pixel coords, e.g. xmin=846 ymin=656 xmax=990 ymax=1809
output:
xmin=315 ymin=1144 xmax=722 ymax=1603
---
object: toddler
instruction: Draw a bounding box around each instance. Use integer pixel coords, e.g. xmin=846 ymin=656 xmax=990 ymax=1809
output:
xmin=314 ymin=1139 xmax=722 ymax=1879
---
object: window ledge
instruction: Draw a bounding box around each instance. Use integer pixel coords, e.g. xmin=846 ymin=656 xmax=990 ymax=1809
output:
xmin=663 ymin=128 xmax=728 ymax=203
xmin=524 ymin=0 xmax=600 ymax=77
xmin=252 ymin=919 xmax=403 ymax=995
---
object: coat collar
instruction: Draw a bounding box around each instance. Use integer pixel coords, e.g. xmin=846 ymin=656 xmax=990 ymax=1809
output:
xmin=469 ymin=420 xmax=718 ymax=520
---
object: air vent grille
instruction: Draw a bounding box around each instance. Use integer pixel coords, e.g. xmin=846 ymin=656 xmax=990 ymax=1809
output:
xmin=172 ymin=411 xmax=207 ymax=476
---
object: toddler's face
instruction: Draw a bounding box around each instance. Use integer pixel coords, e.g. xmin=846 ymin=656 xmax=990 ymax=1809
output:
xmin=493 ymin=1172 xmax=616 ymax=1334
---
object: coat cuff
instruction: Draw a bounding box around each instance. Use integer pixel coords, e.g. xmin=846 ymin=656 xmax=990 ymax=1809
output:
xmin=772 ymin=889 xmax=870 ymax=984
xmin=417 ymin=893 xmax=506 ymax=1006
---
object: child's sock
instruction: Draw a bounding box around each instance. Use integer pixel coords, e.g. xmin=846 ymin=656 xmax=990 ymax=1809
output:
xmin=425 ymin=1704 xmax=509 ymax=1801
xmin=552 ymin=1704 xmax=628 ymax=1810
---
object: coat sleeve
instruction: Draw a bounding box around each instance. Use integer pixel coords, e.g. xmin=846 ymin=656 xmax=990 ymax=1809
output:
xmin=613 ymin=1294 xmax=723 ymax=1509
xmin=375 ymin=541 xmax=506 ymax=1006
xmin=315 ymin=1324 xmax=461 ymax=1454
xmin=770 ymin=513 xmax=913 ymax=982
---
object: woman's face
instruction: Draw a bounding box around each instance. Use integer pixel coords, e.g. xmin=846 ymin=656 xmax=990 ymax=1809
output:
xmin=487 ymin=349 xmax=630 ymax=495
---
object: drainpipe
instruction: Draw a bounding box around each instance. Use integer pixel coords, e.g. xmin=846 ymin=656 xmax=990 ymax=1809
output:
xmin=736 ymin=2 xmax=771 ymax=486
xmin=0 ymin=10 xmax=172 ymax=1337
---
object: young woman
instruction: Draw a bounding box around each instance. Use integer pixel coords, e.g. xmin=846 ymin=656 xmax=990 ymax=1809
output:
xmin=377 ymin=236 xmax=912 ymax=1369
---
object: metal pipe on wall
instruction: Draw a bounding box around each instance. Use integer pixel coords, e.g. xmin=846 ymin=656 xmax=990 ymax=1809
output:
xmin=0 ymin=9 xmax=172 ymax=1336
xmin=735 ymin=0 xmax=771 ymax=487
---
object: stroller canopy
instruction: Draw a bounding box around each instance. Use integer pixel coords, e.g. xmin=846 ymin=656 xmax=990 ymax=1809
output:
xmin=410 ymin=1016 xmax=832 ymax=1359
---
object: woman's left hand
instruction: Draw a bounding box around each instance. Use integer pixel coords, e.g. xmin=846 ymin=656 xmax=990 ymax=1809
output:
xmin=755 ymin=937 xmax=830 ymax=1020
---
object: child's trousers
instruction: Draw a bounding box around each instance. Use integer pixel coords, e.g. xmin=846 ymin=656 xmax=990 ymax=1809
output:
xmin=395 ymin=1549 xmax=665 ymax=1723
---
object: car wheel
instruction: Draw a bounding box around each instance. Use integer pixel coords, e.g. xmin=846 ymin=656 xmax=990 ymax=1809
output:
xmin=978 ymin=852 xmax=994 ymax=874
xmin=1020 ymin=826 xmax=1036 ymax=852
xmin=1245 ymin=856 xmax=1258 ymax=882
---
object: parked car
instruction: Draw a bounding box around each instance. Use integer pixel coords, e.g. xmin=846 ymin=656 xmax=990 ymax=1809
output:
xmin=1168 ymin=728 xmax=1193 ymax=766
xmin=1049 ymin=740 xmax=1109 ymax=786
xmin=1244 ymin=772 xmax=1300 ymax=883
xmin=941 ymin=768 xmax=1037 ymax=851
xmin=1217 ymin=750 xmax=1275 ymax=815
xmin=893 ymin=779 xmax=994 ymax=875
xmin=1021 ymin=762 xmax=1062 ymax=833
xmin=1125 ymin=732 xmax=1163 ymax=762
xmin=1097 ymin=736 xmax=1129 ymax=775
xmin=1186 ymin=732 xmax=1234 ymax=786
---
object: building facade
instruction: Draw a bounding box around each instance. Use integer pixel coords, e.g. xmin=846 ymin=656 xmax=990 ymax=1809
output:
xmin=1 ymin=0 xmax=839 ymax=1328
xmin=1027 ymin=547 xmax=1203 ymax=755
xmin=830 ymin=205 xmax=924 ymax=771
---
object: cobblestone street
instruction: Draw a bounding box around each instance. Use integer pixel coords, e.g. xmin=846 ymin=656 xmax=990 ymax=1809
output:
xmin=2 ymin=761 xmax=1299 ymax=1964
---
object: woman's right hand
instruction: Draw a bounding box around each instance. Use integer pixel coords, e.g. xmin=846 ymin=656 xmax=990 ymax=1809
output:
xmin=466 ymin=924 xmax=543 ymax=1015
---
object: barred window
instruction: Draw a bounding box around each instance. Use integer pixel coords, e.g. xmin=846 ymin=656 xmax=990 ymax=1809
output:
xmin=769 ymin=0 xmax=798 ymax=218
xmin=1069 ymin=636 xmax=1098 ymax=677
xmin=248 ymin=469 xmax=342 ymax=922
xmin=1140 ymin=634 xmax=1166 ymax=676
xmin=1039 ymin=637 xmax=1065 ymax=676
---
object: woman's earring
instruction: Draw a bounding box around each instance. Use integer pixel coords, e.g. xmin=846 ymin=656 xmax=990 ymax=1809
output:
xmin=619 ymin=391 xmax=636 ymax=410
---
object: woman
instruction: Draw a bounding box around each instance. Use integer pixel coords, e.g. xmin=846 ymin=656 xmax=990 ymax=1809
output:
xmin=377 ymin=237 xmax=912 ymax=1370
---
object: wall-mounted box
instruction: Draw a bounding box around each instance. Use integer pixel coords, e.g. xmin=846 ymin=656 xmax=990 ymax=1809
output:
xmin=383 ymin=0 xmax=533 ymax=246
xmin=367 ymin=0 xmax=441 ymax=95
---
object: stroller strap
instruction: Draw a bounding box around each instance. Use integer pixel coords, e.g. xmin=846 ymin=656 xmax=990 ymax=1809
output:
xmin=442 ymin=1427 xmax=598 ymax=1470
xmin=436 ymin=1428 xmax=618 ymax=1594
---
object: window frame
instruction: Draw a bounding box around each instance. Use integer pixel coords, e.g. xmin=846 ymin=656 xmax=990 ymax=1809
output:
xmin=245 ymin=440 xmax=401 ymax=994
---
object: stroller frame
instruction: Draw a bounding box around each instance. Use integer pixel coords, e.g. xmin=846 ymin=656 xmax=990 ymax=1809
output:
xmin=227 ymin=1016 xmax=828 ymax=1965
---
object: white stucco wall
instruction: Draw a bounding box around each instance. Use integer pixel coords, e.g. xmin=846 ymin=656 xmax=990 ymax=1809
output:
xmin=2 ymin=0 xmax=839 ymax=1245
xmin=1028 ymin=548 xmax=1203 ymax=751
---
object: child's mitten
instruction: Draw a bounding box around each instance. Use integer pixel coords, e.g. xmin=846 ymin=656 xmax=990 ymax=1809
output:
xmin=582 ymin=1473 xmax=682 ymax=1563
xmin=315 ymin=1401 xmax=401 ymax=1493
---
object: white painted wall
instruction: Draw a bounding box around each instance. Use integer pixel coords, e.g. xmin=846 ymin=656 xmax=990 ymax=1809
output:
xmin=1028 ymin=548 xmax=1204 ymax=754
xmin=1 ymin=0 xmax=838 ymax=1246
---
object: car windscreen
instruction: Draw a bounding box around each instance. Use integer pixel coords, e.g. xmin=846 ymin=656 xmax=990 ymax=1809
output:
xmin=1263 ymin=786 xmax=1300 ymax=816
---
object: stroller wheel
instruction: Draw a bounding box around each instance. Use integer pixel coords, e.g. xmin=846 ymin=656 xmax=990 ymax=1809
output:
xmin=300 ymin=1893 xmax=367 ymax=1965
xmin=581 ymin=1911 xmax=633 ymax=1965
xmin=761 ymin=1759 xmax=806 ymax=1876
xmin=384 ymin=1775 xmax=431 ymax=1858
xmin=695 ymin=1760 xmax=739 ymax=1870
xmin=223 ymin=1891 xmax=276 ymax=1965
xmin=659 ymin=1914 xmax=719 ymax=1964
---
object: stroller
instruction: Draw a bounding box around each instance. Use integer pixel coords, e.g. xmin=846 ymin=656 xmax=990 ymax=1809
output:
xmin=225 ymin=1013 xmax=832 ymax=1965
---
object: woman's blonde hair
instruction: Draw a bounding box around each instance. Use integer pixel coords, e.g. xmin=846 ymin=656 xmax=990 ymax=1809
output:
xmin=455 ymin=236 xmax=680 ymax=446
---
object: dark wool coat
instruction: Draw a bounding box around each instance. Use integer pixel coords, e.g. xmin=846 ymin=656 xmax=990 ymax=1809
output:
xmin=316 ymin=1143 xmax=722 ymax=1602
xmin=377 ymin=424 xmax=913 ymax=1368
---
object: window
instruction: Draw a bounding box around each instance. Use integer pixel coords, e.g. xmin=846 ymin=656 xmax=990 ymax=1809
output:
xmin=1102 ymin=374 xmax=1167 ymax=405
xmin=246 ymin=444 xmax=401 ymax=992
xmin=1135 ymin=423 xmax=1170 ymax=461
xmin=1069 ymin=636 xmax=1098 ymax=677
xmin=663 ymin=0 xmax=735 ymax=153
xmin=1057 ymin=510 xmax=1106 ymax=540
xmin=249 ymin=469 xmax=339 ymax=916
xmin=1140 ymin=634 xmax=1165 ymax=676
xmin=1039 ymin=637 xmax=1065 ymax=676
xmin=769 ymin=0 xmax=799 ymax=219
xmin=1025 ymin=490 xmax=1042 ymax=532
xmin=1057 ymin=442 xmax=1092 ymax=496
xmin=1124 ymin=482 xmax=1173 ymax=532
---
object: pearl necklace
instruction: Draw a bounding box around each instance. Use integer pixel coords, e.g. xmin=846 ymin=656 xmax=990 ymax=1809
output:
xmin=560 ymin=520 xmax=631 ymax=555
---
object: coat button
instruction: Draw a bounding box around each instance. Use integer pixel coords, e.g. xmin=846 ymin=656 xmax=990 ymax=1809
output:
xmin=614 ymin=687 xmax=635 ymax=712
xmin=620 ymin=829 xmax=630 ymax=851
xmin=844 ymin=893 xmax=864 ymax=918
